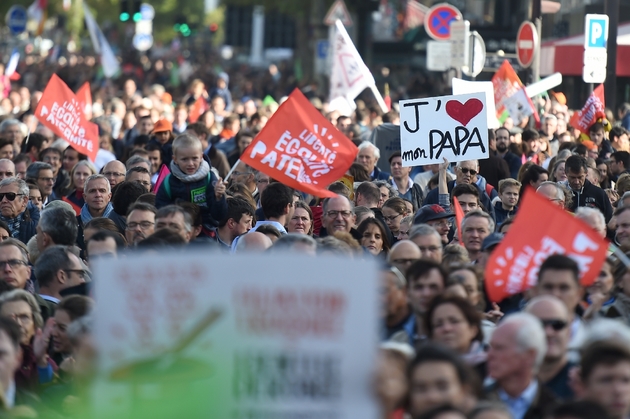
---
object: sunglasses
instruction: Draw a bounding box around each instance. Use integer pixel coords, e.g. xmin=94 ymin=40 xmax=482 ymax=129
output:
xmin=0 ymin=193 xmax=24 ymax=202
xmin=460 ymin=168 xmax=477 ymax=176
xmin=540 ymin=319 xmax=568 ymax=331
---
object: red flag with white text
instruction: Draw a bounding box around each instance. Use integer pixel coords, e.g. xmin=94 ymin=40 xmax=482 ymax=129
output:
xmin=76 ymin=82 xmax=93 ymax=120
xmin=34 ymin=74 xmax=99 ymax=162
xmin=240 ymin=89 xmax=358 ymax=198
xmin=485 ymin=189 xmax=609 ymax=303
xmin=569 ymin=84 xmax=606 ymax=134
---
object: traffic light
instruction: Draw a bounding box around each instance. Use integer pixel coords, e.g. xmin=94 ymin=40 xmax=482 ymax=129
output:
xmin=120 ymin=0 xmax=130 ymax=21
xmin=174 ymin=15 xmax=191 ymax=36
xmin=132 ymin=0 xmax=142 ymax=22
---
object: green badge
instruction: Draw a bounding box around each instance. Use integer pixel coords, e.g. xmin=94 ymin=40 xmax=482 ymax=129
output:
xmin=191 ymin=186 xmax=207 ymax=206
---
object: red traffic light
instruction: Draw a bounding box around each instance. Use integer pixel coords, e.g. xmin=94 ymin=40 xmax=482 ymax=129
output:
xmin=209 ymin=23 xmax=218 ymax=32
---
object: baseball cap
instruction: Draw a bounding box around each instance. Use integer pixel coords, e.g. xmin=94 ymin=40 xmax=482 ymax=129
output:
xmin=153 ymin=119 xmax=173 ymax=134
xmin=414 ymin=204 xmax=454 ymax=225
xmin=482 ymin=232 xmax=504 ymax=251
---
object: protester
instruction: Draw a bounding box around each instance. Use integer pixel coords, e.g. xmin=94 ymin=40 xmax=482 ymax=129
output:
xmin=65 ymin=161 xmax=97 ymax=210
xmin=287 ymin=201 xmax=313 ymax=236
xmin=408 ymin=224 xmax=443 ymax=262
xmin=460 ymin=211 xmax=493 ymax=264
xmin=405 ymin=259 xmax=447 ymax=342
xmin=357 ymin=217 xmax=390 ymax=257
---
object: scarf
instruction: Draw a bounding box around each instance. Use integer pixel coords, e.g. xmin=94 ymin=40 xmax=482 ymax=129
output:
xmin=462 ymin=340 xmax=487 ymax=366
xmin=0 ymin=214 xmax=21 ymax=239
xmin=80 ymin=202 xmax=113 ymax=225
xmin=170 ymin=159 xmax=210 ymax=183
xmin=219 ymin=128 xmax=236 ymax=140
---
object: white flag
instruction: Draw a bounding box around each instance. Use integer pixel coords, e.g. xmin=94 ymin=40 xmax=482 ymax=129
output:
xmin=503 ymin=87 xmax=536 ymax=124
xmin=4 ymin=50 xmax=19 ymax=77
xmin=83 ymin=3 xmax=120 ymax=78
xmin=329 ymin=20 xmax=375 ymax=104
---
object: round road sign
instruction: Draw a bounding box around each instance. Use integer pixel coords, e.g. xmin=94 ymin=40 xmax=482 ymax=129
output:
xmin=133 ymin=33 xmax=153 ymax=51
xmin=424 ymin=3 xmax=462 ymax=41
xmin=5 ymin=5 xmax=27 ymax=36
xmin=516 ymin=21 xmax=538 ymax=68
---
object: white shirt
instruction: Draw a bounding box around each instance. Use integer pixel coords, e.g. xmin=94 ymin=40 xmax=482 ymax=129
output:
xmin=39 ymin=294 xmax=60 ymax=304
xmin=5 ymin=380 xmax=15 ymax=408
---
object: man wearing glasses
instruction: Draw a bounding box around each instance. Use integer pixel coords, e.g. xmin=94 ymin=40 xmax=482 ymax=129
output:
xmin=101 ymin=160 xmax=127 ymax=188
xmin=0 ymin=177 xmax=38 ymax=244
xmin=34 ymin=246 xmax=86 ymax=310
xmin=125 ymin=202 xmax=157 ymax=246
xmin=25 ymin=162 xmax=57 ymax=206
xmin=413 ymin=204 xmax=453 ymax=245
xmin=320 ymin=195 xmax=360 ymax=240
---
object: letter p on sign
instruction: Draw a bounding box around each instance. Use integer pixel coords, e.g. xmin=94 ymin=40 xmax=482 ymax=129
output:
xmin=585 ymin=15 xmax=608 ymax=49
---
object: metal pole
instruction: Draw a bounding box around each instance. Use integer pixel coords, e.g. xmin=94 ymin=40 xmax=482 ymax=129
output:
xmin=605 ymin=0 xmax=619 ymax=110
xmin=470 ymin=32 xmax=476 ymax=81
xmin=531 ymin=0 xmax=542 ymax=84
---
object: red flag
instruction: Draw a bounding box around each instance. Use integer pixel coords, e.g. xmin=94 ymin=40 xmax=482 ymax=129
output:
xmin=491 ymin=60 xmax=524 ymax=119
xmin=188 ymin=96 xmax=206 ymax=123
xmin=569 ymin=84 xmax=606 ymax=134
xmin=453 ymin=196 xmax=464 ymax=235
xmin=485 ymin=188 xmax=609 ymax=303
xmin=240 ymin=88 xmax=358 ymax=198
xmin=154 ymin=164 xmax=171 ymax=194
xmin=34 ymin=74 xmax=99 ymax=162
xmin=76 ymin=82 xmax=92 ymax=120
xmin=62 ymin=196 xmax=81 ymax=216
xmin=404 ymin=0 xmax=428 ymax=31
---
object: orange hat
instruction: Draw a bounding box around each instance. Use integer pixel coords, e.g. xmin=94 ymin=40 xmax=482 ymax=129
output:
xmin=550 ymin=91 xmax=567 ymax=106
xmin=153 ymin=119 xmax=173 ymax=133
xmin=162 ymin=92 xmax=173 ymax=105
xmin=582 ymin=139 xmax=596 ymax=150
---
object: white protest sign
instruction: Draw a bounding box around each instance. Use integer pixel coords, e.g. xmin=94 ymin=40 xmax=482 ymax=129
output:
xmin=92 ymin=251 xmax=380 ymax=419
xmin=503 ymin=87 xmax=535 ymax=124
xmin=451 ymin=78 xmax=499 ymax=128
xmin=400 ymin=92 xmax=488 ymax=167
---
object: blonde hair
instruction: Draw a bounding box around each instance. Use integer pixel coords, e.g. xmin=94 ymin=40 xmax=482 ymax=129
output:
xmin=172 ymin=133 xmax=203 ymax=155
xmin=498 ymin=178 xmax=522 ymax=194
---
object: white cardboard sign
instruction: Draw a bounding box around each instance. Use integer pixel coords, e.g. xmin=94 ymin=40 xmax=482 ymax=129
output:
xmin=451 ymin=78 xmax=499 ymax=128
xmin=92 ymin=251 xmax=380 ymax=419
xmin=399 ymin=92 xmax=489 ymax=167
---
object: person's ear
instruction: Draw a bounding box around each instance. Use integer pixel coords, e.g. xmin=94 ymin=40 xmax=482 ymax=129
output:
xmin=57 ymin=269 xmax=67 ymax=285
xmin=284 ymin=203 xmax=291 ymax=215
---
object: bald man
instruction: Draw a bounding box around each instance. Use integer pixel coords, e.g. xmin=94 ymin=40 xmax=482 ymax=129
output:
xmin=526 ymin=295 xmax=574 ymax=400
xmin=235 ymin=231 xmax=272 ymax=252
xmin=102 ymin=160 xmax=127 ymax=188
xmin=387 ymin=240 xmax=421 ymax=274
xmin=0 ymin=159 xmax=15 ymax=181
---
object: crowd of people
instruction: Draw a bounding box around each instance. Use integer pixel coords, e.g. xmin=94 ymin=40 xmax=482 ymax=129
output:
xmin=2 ymin=56 xmax=630 ymax=418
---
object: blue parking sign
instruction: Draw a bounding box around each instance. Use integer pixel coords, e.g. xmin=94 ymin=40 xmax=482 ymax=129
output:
xmin=585 ymin=15 xmax=609 ymax=49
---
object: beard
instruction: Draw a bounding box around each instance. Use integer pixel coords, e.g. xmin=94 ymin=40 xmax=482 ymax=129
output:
xmin=496 ymin=142 xmax=508 ymax=153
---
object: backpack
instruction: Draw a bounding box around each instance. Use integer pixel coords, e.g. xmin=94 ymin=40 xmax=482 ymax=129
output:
xmin=163 ymin=173 xmax=213 ymax=201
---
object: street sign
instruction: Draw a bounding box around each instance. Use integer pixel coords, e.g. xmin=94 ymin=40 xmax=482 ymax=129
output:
xmin=424 ymin=3 xmax=462 ymax=41
xmin=140 ymin=3 xmax=155 ymax=21
xmin=427 ymin=41 xmax=451 ymax=71
xmin=133 ymin=33 xmax=153 ymax=51
xmin=583 ymin=14 xmax=609 ymax=84
xmin=450 ymin=20 xmax=470 ymax=70
xmin=5 ymin=5 xmax=27 ymax=36
xmin=315 ymin=40 xmax=329 ymax=75
xmin=516 ymin=21 xmax=538 ymax=68
xmin=463 ymin=32 xmax=486 ymax=77
xmin=324 ymin=0 xmax=352 ymax=27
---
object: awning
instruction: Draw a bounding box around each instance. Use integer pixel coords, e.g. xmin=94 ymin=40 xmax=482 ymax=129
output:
xmin=540 ymin=21 xmax=630 ymax=77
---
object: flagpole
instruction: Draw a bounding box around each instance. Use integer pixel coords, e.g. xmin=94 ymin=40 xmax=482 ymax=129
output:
xmin=370 ymin=85 xmax=389 ymax=114
xmin=224 ymin=158 xmax=241 ymax=183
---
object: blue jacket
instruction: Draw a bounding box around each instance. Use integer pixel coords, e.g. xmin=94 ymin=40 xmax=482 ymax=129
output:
xmin=155 ymin=170 xmax=227 ymax=228
xmin=424 ymin=179 xmax=497 ymax=221
xmin=493 ymin=201 xmax=517 ymax=230
xmin=371 ymin=166 xmax=391 ymax=181
xmin=502 ymin=152 xmax=523 ymax=180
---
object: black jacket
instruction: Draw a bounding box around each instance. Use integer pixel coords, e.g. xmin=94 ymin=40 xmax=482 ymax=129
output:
xmin=479 ymin=152 xmax=510 ymax=189
xmin=423 ymin=180 xmax=496 ymax=221
xmin=567 ymin=179 xmax=613 ymax=222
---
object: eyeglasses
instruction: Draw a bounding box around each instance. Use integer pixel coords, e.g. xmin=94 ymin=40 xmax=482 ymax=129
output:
xmin=383 ymin=214 xmax=402 ymax=223
xmin=64 ymin=269 xmax=87 ymax=279
xmin=459 ymin=168 xmax=478 ymax=176
xmin=0 ymin=259 xmax=27 ymax=269
xmin=540 ymin=319 xmax=568 ymax=331
xmin=428 ymin=219 xmax=452 ymax=228
xmin=0 ymin=193 xmax=24 ymax=202
xmin=391 ymin=258 xmax=418 ymax=265
xmin=0 ymin=172 xmax=14 ymax=177
xmin=37 ymin=177 xmax=55 ymax=183
xmin=127 ymin=221 xmax=155 ymax=230
xmin=418 ymin=246 xmax=442 ymax=253
xmin=257 ymin=179 xmax=270 ymax=184
xmin=326 ymin=210 xmax=353 ymax=219
xmin=103 ymin=172 xmax=125 ymax=178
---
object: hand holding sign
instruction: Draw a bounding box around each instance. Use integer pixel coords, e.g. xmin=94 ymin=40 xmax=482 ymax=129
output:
xmin=214 ymin=178 xmax=226 ymax=200
xmin=400 ymin=92 xmax=488 ymax=167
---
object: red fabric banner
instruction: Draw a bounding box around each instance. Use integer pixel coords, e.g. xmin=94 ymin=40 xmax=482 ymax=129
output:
xmin=34 ymin=74 xmax=99 ymax=162
xmin=76 ymin=82 xmax=93 ymax=120
xmin=491 ymin=60 xmax=524 ymax=119
xmin=188 ymin=96 xmax=207 ymax=123
xmin=240 ymin=89 xmax=358 ymax=198
xmin=453 ymin=196 xmax=464 ymax=235
xmin=569 ymin=84 xmax=606 ymax=134
xmin=485 ymin=188 xmax=609 ymax=303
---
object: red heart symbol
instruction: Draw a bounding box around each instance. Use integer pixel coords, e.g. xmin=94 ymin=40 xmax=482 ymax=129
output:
xmin=445 ymin=98 xmax=483 ymax=126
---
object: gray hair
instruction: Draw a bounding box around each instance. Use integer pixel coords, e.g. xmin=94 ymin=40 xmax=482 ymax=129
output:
xmin=469 ymin=402 xmax=513 ymax=419
xmin=500 ymin=312 xmax=547 ymax=371
xmin=537 ymin=181 xmax=565 ymax=201
xmin=25 ymin=162 xmax=53 ymax=183
xmin=39 ymin=207 xmax=78 ymax=246
xmin=0 ymin=239 xmax=29 ymax=263
xmin=400 ymin=215 xmax=413 ymax=226
xmin=387 ymin=266 xmax=406 ymax=288
xmin=581 ymin=318 xmax=630 ymax=349
xmin=322 ymin=195 xmax=355 ymax=215
xmin=543 ymin=114 xmax=558 ymax=123
xmin=67 ymin=315 xmax=93 ymax=346
xmin=0 ymin=177 xmax=29 ymax=197
xmin=620 ymin=191 xmax=630 ymax=208
xmin=358 ymin=141 xmax=380 ymax=160
xmin=0 ymin=119 xmax=20 ymax=133
xmin=272 ymin=233 xmax=317 ymax=252
xmin=125 ymin=155 xmax=152 ymax=170
xmin=0 ymin=289 xmax=43 ymax=330
xmin=556 ymin=149 xmax=572 ymax=161
xmin=156 ymin=205 xmax=192 ymax=232
xmin=408 ymin=224 xmax=441 ymax=241
xmin=373 ymin=180 xmax=398 ymax=199
xmin=456 ymin=160 xmax=479 ymax=169
xmin=461 ymin=210 xmax=495 ymax=233
xmin=575 ymin=206 xmax=606 ymax=231
xmin=84 ymin=174 xmax=111 ymax=194
xmin=316 ymin=236 xmax=354 ymax=257
xmin=33 ymin=245 xmax=73 ymax=288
